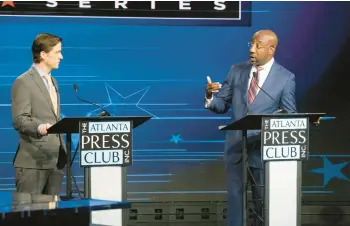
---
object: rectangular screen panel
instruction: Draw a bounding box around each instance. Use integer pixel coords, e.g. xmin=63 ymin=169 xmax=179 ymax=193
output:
xmin=0 ymin=1 xmax=251 ymax=26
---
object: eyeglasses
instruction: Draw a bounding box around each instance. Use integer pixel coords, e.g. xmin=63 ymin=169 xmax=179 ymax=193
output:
xmin=248 ymin=42 xmax=271 ymax=49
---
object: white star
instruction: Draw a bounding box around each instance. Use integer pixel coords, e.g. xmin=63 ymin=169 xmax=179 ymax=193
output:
xmin=87 ymin=84 xmax=159 ymax=119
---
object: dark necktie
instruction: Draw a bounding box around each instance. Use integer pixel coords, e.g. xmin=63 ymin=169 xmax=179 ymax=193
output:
xmin=248 ymin=66 xmax=262 ymax=107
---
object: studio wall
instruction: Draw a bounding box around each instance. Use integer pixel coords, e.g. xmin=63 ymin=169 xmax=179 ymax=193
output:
xmin=0 ymin=1 xmax=349 ymax=203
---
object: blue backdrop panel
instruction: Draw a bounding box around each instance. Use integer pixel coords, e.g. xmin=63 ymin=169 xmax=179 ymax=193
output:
xmin=0 ymin=1 xmax=349 ymax=202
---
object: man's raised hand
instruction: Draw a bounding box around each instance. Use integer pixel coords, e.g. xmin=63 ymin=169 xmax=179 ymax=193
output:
xmin=206 ymin=76 xmax=222 ymax=99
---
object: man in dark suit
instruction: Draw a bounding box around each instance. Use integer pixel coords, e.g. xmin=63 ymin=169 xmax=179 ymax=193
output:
xmin=11 ymin=33 xmax=66 ymax=201
xmin=205 ymin=30 xmax=297 ymax=226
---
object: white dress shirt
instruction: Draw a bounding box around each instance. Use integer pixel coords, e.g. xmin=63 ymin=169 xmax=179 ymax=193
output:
xmin=205 ymin=58 xmax=275 ymax=108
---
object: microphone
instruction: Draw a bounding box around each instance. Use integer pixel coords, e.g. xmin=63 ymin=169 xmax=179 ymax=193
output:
xmin=73 ymin=84 xmax=111 ymax=117
xmin=252 ymin=72 xmax=286 ymax=113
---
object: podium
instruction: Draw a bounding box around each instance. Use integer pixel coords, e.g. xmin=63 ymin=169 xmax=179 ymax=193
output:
xmin=220 ymin=113 xmax=326 ymax=226
xmin=48 ymin=116 xmax=151 ymax=226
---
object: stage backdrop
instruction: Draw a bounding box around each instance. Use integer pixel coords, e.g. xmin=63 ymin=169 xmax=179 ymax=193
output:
xmin=0 ymin=1 xmax=350 ymax=203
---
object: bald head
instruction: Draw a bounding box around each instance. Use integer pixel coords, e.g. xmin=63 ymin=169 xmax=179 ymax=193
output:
xmin=249 ymin=30 xmax=279 ymax=66
xmin=253 ymin=30 xmax=278 ymax=48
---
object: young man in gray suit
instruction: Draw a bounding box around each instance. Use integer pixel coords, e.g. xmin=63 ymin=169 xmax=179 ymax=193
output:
xmin=11 ymin=33 xmax=66 ymax=201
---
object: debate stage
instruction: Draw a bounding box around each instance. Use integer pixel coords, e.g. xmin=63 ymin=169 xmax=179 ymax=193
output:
xmin=0 ymin=192 xmax=130 ymax=226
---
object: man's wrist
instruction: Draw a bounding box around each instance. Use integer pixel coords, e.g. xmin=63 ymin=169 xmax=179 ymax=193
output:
xmin=205 ymin=95 xmax=213 ymax=101
xmin=204 ymin=95 xmax=214 ymax=109
xmin=37 ymin=124 xmax=42 ymax=132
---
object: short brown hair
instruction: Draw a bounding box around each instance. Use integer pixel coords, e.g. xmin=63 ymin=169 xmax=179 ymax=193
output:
xmin=32 ymin=33 xmax=62 ymax=63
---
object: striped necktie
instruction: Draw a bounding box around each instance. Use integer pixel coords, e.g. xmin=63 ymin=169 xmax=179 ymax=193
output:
xmin=248 ymin=66 xmax=263 ymax=107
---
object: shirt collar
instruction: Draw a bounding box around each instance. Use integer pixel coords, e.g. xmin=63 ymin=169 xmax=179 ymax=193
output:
xmin=32 ymin=64 xmax=50 ymax=78
xmin=256 ymin=57 xmax=274 ymax=72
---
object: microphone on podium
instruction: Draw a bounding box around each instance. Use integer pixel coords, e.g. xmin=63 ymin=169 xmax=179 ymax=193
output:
xmin=73 ymin=84 xmax=111 ymax=117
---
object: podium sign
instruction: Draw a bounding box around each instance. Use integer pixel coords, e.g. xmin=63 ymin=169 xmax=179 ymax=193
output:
xmin=263 ymin=116 xmax=307 ymax=226
xmin=79 ymin=120 xmax=133 ymax=167
xmin=261 ymin=117 xmax=309 ymax=161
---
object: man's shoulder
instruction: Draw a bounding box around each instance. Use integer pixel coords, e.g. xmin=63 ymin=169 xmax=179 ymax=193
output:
xmin=274 ymin=61 xmax=295 ymax=78
xmin=231 ymin=61 xmax=251 ymax=71
xmin=15 ymin=67 xmax=34 ymax=81
xmin=12 ymin=67 xmax=34 ymax=86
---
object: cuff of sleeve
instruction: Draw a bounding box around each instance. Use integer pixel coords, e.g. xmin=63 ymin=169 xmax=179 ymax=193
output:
xmin=204 ymin=95 xmax=214 ymax=108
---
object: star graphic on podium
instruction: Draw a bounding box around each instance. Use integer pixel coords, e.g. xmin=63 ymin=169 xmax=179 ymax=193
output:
xmin=1 ymin=1 xmax=15 ymax=7
xmin=169 ymin=134 xmax=182 ymax=144
xmin=309 ymin=157 xmax=349 ymax=187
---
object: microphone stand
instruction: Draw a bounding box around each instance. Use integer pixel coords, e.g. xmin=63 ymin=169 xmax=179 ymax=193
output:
xmin=67 ymin=85 xmax=111 ymax=199
xmin=252 ymin=72 xmax=287 ymax=114
xmin=69 ymin=142 xmax=83 ymax=199
xmin=245 ymin=73 xmax=287 ymax=224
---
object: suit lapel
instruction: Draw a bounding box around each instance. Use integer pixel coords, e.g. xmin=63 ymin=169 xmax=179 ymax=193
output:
xmin=240 ymin=63 xmax=252 ymax=108
xmin=29 ymin=67 xmax=58 ymax=118
xmin=251 ymin=62 xmax=279 ymax=108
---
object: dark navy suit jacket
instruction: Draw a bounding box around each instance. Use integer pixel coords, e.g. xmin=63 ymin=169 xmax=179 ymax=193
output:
xmin=208 ymin=61 xmax=297 ymax=169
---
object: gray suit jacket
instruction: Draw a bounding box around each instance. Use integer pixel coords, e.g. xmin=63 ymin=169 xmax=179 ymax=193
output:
xmin=11 ymin=67 xmax=66 ymax=169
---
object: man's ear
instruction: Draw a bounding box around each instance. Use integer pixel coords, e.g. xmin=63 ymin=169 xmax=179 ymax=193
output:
xmin=39 ymin=51 xmax=46 ymax=61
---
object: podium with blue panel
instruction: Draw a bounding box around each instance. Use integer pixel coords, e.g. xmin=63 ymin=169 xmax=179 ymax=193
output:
xmin=0 ymin=116 xmax=151 ymax=226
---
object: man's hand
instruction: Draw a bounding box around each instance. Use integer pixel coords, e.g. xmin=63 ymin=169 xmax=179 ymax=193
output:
xmin=38 ymin=123 xmax=52 ymax=136
xmin=206 ymin=76 xmax=222 ymax=99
